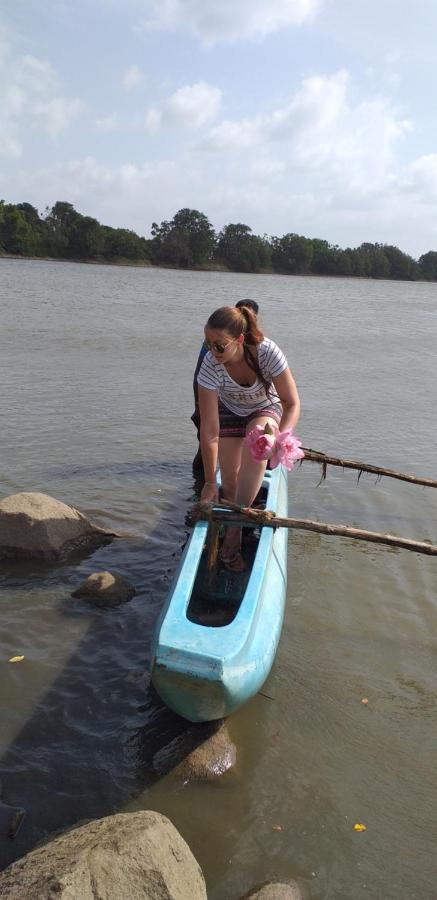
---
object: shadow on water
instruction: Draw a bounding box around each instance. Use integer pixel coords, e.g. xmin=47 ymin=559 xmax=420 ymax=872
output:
xmin=0 ymin=464 xmax=212 ymax=871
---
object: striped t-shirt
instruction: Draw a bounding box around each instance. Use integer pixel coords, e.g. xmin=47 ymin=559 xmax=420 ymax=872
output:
xmin=197 ymin=338 xmax=288 ymax=416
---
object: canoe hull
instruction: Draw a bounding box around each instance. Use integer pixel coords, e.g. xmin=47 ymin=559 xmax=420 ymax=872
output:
xmin=151 ymin=466 xmax=288 ymax=722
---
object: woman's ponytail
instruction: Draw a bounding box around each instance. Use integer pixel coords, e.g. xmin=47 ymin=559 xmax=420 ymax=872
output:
xmin=239 ymin=307 xmax=272 ymax=400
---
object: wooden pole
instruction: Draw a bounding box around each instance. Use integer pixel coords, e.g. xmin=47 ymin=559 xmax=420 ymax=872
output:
xmin=191 ymin=501 xmax=437 ymax=557
xmin=301 ymin=447 xmax=437 ymax=489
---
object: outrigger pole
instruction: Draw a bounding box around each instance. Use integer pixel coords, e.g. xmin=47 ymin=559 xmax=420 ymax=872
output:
xmin=189 ymin=455 xmax=437 ymax=569
xmin=190 ymin=499 xmax=437 ymax=565
xmin=301 ymin=447 xmax=437 ymax=489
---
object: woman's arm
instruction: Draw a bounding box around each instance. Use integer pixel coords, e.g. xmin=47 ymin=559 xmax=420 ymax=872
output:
xmin=198 ymin=386 xmax=220 ymax=501
xmin=272 ymin=368 xmax=301 ymax=432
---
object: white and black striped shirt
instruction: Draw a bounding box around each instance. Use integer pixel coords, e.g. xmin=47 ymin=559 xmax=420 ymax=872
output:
xmin=197 ymin=338 xmax=288 ymax=416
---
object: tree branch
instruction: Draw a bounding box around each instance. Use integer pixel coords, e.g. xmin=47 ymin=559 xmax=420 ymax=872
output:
xmin=301 ymin=447 xmax=437 ymax=489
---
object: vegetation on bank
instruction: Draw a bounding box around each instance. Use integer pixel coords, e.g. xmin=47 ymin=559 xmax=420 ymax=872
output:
xmin=1 ymin=199 xmax=437 ymax=282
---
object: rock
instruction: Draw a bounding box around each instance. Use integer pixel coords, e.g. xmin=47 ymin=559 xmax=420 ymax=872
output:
xmin=72 ymin=571 xmax=136 ymax=606
xmin=0 ymin=810 xmax=207 ymax=899
xmin=0 ymin=492 xmax=116 ymax=561
xmin=240 ymin=882 xmax=303 ymax=900
xmin=173 ymin=723 xmax=236 ymax=781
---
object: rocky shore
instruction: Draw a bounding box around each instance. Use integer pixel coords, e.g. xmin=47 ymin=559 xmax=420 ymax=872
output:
xmin=0 ymin=810 xmax=303 ymax=899
xmin=0 ymin=491 xmax=304 ymax=898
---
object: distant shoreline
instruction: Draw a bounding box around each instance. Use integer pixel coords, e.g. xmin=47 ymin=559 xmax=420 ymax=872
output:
xmin=0 ymin=251 xmax=433 ymax=284
xmin=0 ymin=251 xmax=228 ymax=273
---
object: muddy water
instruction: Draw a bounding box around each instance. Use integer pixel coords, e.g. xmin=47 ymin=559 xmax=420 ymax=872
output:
xmin=0 ymin=259 xmax=436 ymax=899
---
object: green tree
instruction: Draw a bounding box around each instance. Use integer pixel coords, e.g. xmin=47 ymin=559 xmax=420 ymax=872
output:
xmin=0 ymin=205 xmax=37 ymax=254
xmin=271 ymin=233 xmax=313 ymax=273
xmin=346 ymin=247 xmax=372 ymax=277
xmin=103 ymin=227 xmax=149 ymax=260
xmin=418 ymin=251 xmax=437 ymax=281
xmin=382 ymin=244 xmax=415 ymax=280
xmin=310 ymin=239 xmax=336 ymax=274
xmin=0 ymin=200 xmax=5 ymax=250
xmin=16 ymin=203 xmax=48 ymax=255
xmin=215 ymin=223 xmax=269 ymax=272
xmin=44 ymin=201 xmax=81 ymax=256
xmin=151 ymin=208 xmax=215 ymax=267
xmin=358 ymin=243 xmax=390 ymax=279
xmin=69 ymin=216 xmax=105 ymax=257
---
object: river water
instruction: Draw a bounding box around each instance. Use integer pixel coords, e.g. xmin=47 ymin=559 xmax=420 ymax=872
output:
xmin=0 ymin=259 xmax=436 ymax=899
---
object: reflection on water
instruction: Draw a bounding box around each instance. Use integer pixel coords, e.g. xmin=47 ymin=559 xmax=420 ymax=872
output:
xmin=0 ymin=260 xmax=436 ymax=898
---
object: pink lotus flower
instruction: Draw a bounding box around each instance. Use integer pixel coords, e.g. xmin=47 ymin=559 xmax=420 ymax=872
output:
xmin=269 ymin=429 xmax=304 ymax=471
xmin=245 ymin=424 xmax=304 ymax=471
xmin=244 ymin=424 xmax=276 ymax=461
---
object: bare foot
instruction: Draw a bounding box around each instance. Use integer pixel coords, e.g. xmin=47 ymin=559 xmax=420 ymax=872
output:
xmin=220 ymin=546 xmax=246 ymax=572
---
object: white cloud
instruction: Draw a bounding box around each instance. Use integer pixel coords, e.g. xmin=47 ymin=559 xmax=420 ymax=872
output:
xmin=399 ymin=154 xmax=437 ymax=203
xmin=96 ymin=112 xmax=118 ymax=132
xmin=16 ymin=55 xmax=57 ymax=94
xmin=122 ymin=64 xmax=143 ymax=89
xmin=145 ymin=107 xmax=162 ymax=132
xmin=203 ymin=117 xmax=263 ymax=150
xmin=202 ymin=70 xmax=411 ymax=193
xmin=145 ymin=81 xmax=222 ymax=131
xmin=0 ymin=133 xmax=22 ymax=158
xmin=8 ymin=155 xmax=181 ymax=226
xmin=137 ymin=0 xmax=322 ymax=44
xmin=33 ymin=97 xmax=86 ymax=139
xmin=165 ymin=82 xmax=222 ymax=127
xmin=0 ymin=32 xmax=11 ymax=67
xmin=0 ymin=38 xmax=86 ymax=148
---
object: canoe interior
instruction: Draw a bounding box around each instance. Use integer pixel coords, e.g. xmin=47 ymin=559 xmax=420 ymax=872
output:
xmin=186 ymin=485 xmax=267 ymax=628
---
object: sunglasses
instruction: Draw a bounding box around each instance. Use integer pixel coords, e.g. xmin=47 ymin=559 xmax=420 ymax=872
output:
xmin=204 ymin=337 xmax=238 ymax=354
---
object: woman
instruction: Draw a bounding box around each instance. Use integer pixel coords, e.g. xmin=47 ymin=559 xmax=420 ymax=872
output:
xmin=197 ymin=305 xmax=300 ymax=571
xmin=191 ymin=299 xmax=259 ymax=476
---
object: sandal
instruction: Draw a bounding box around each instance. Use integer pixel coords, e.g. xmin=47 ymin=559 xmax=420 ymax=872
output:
xmin=220 ymin=547 xmax=246 ymax=572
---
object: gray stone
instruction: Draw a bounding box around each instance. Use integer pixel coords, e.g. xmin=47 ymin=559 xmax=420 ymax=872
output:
xmin=0 ymin=810 xmax=207 ymax=899
xmin=173 ymin=723 xmax=237 ymax=781
xmin=240 ymin=882 xmax=303 ymax=900
xmin=72 ymin=571 xmax=136 ymax=606
xmin=0 ymin=491 xmax=116 ymax=560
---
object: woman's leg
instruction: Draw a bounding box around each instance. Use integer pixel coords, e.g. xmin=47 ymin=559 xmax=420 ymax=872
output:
xmin=217 ymin=436 xmax=245 ymax=570
xmin=218 ymin=436 xmax=243 ymax=501
xmin=221 ymin=415 xmax=277 ymax=570
xmin=235 ymin=414 xmax=277 ymax=506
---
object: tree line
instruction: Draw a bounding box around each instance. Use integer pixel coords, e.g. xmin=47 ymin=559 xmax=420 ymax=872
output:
xmin=1 ymin=199 xmax=437 ymax=282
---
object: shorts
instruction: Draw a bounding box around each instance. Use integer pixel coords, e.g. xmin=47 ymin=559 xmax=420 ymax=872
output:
xmin=218 ymin=401 xmax=282 ymax=438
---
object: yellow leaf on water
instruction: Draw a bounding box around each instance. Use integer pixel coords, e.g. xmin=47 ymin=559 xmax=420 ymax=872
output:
xmin=353 ymin=823 xmax=367 ymax=832
xmin=8 ymin=655 xmax=25 ymax=663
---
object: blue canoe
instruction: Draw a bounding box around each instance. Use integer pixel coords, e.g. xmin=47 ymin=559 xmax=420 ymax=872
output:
xmin=151 ymin=465 xmax=288 ymax=722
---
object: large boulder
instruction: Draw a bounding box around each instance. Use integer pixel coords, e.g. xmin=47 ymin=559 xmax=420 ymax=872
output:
xmin=0 ymin=492 xmax=117 ymax=561
xmin=72 ymin=571 xmax=136 ymax=607
xmin=0 ymin=810 xmax=207 ymax=899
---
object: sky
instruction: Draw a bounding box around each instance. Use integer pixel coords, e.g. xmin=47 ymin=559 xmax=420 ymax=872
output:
xmin=1 ymin=0 xmax=437 ymax=257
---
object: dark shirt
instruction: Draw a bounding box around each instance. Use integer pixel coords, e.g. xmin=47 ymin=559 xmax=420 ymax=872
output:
xmin=192 ymin=343 xmax=208 ymax=409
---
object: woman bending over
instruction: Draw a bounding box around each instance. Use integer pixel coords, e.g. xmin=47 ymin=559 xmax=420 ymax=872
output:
xmin=197 ymin=305 xmax=300 ymax=571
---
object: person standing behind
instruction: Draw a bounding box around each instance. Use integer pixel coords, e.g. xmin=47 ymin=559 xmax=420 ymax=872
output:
xmin=191 ymin=299 xmax=259 ymax=476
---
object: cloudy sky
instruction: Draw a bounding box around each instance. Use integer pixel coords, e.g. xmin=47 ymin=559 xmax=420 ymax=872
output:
xmin=1 ymin=0 xmax=437 ymax=256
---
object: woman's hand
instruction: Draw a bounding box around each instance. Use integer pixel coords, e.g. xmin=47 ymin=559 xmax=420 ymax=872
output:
xmin=201 ymin=481 xmax=219 ymax=503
